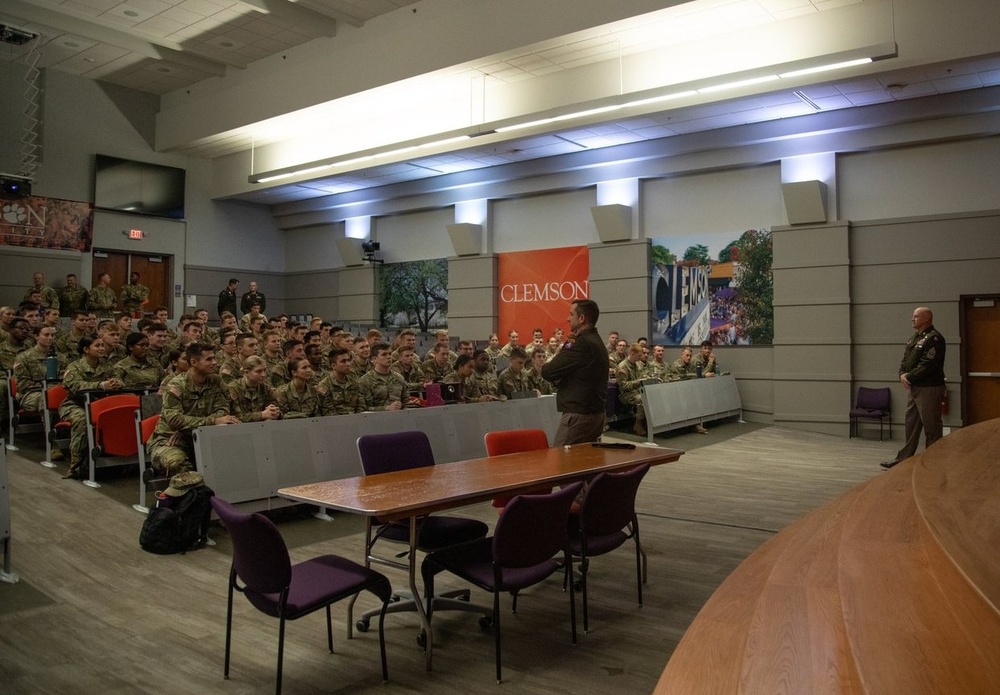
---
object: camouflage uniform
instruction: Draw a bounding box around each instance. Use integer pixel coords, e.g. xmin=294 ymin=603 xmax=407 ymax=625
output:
xmin=357 ymin=369 xmax=407 ymax=411
xmin=146 ymin=372 xmax=231 ymax=475
xmin=58 ymin=286 xmax=88 ymax=317
xmin=25 ymin=285 xmax=60 ymax=311
xmin=60 ymin=358 xmax=118 ymax=467
xmin=421 ymin=358 xmax=451 ymax=383
xmin=13 ymin=346 xmax=66 ymax=412
xmin=1 ymin=336 xmax=31 ymax=422
xmin=645 ymin=359 xmax=670 ymax=382
xmin=467 ymin=369 xmax=501 ymax=400
xmin=56 ymin=330 xmax=90 ymax=361
xmin=484 ymin=345 xmax=503 ymax=371
xmin=120 ymin=282 xmax=150 ymax=315
xmin=88 ymin=285 xmax=117 ymax=316
xmin=526 ymin=368 xmax=554 ymax=396
xmin=104 ymin=343 xmax=126 ymax=362
xmin=317 ymin=374 xmax=361 ymax=416
xmin=114 ymin=355 xmax=164 ymax=390
xmin=238 ymin=313 xmax=267 ymax=332
xmin=616 ymin=358 xmax=647 ymax=426
xmin=227 ymin=378 xmax=278 ymax=422
xmin=350 ymin=357 xmax=372 ymax=380
xmin=274 ymin=381 xmax=322 ymax=419
xmin=391 ymin=362 xmax=425 ymax=388
xmin=693 ymin=353 xmax=719 ymax=375
xmin=670 ymin=358 xmax=698 ymax=380
xmin=217 ymin=353 xmax=242 ymax=386
xmin=261 ymin=352 xmax=288 ymax=388
xmin=497 ymin=366 xmax=533 ymax=399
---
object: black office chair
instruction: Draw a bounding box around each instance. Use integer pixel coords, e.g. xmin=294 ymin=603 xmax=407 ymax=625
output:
xmin=211 ymin=497 xmax=391 ymax=694
xmin=568 ymin=463 xmax=650 ymax=632
xmin=422 ymin=482 xmax=582 ymax=683
xmin=354 ymin=431 xmax=490 ymax=640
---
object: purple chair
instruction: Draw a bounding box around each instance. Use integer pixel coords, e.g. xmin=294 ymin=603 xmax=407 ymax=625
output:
xmin=421 ymin=482 xmax=583 ymax=683
xmin=211 ymin=497 xmax=392 ymax=694
xmin=568 ymin=463 xmax=650 ymax=633
xmin=354 ymin=431 xmax=490 ymax=636
xmin=849 ymin=387 xmax=892 ymax=441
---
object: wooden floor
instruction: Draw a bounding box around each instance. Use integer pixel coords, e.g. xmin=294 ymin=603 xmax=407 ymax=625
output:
xmin=0 ymin=423 xmax=896 ymax=694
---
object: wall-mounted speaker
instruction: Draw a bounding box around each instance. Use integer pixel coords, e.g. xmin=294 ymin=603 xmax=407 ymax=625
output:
xmin=335 ymin=238 xmax=364 ymax=267
xmin=446 ymin=223 xmax=483 ymax=256
xmin=591 ymin=204 xmax=632 ymax=242
xmin=781 ymin=180 xmax=828 ymax=225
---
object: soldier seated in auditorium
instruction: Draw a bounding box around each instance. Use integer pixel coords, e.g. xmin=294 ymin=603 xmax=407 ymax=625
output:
xmin=391 ymin=346 xmax=425 ymax=388
xmin=318 ymin=348 xmax=362 ymax=416
xmin=693 ymin=340 xmax=719 ymax=376
xmin=670 ymin=346 xmax=700 ymax=380
xmin=498 ymin=346 xmax=533 ymax=399
xmin=617 ymin=343 xmax=648 ymax=436
xmin=228 ymin=355 xmax=282 ymax=423
xmin=357 ymin=343 xmax=406 ymax=412
xmin=468 ymin=349 xmax=503 ymax=401
xmin=526 ymin=348 xmax=554 ymax=395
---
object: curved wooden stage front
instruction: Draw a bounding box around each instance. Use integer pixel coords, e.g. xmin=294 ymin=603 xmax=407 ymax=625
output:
xmin=655 ymin=419 xmax=1000 ymax=694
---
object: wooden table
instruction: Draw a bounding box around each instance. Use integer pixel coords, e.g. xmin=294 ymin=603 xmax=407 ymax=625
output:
xmin=279 ymin=442 xmax=683 ymax=669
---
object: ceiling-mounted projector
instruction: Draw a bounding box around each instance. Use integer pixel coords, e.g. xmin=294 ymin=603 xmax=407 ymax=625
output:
xmin=0 ymin=174 xmax=32 ymax=199
xmin=0 ymin=24 xmax=38 ymax=46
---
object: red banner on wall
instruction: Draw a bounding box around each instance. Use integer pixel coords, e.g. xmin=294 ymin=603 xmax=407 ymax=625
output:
xmin=0 ymin=195 xmax=94 ymax=251
xmin=497 ymin=245 xmax=589 ymax=342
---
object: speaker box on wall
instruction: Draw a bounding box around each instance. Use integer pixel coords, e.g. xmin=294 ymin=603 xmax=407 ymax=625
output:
xmin=781 ymin=180 xmax=828 ymax=225
xmin=446 ymin=223 xmax=483 ymax=256
xmin=336 ymin=238 xmax=365 ymax=267
xmin=591 ymin=204 xmax=632 ymax=242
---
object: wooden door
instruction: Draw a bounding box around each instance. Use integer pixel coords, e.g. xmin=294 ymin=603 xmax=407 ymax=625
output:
xmin=960 ymin=295 xmax=1000 ymax=425
xmin=92 ymin=250 xmax=171 ymax=318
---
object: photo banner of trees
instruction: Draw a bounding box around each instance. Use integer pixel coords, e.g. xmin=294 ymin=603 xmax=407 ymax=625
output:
xmin=378 ymin=258 xmax=449 ymax=331
xmin=651 ymin=228 xmax=772 ymax=346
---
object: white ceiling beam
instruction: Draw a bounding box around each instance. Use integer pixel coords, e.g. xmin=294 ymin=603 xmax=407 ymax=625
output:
xmin=237 ymin=0 xmax=340 ymax=36
xmin=294 ymin=0 xmax=365 ymax=29
xmin=1 ymin=0 xmax=237 ymax=76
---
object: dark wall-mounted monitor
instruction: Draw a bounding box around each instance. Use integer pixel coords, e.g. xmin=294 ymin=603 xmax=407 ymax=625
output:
xmin=94 ymin=155 xmax=186 ymax=220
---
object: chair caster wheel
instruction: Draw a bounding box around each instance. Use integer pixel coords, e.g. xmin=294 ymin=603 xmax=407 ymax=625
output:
xmin=355 ymin=620 xmax=370 ymax=633
xmin=478 ymin=616 xmax=494 ymax=630
xmin=416 ymin=631 xmax=427 ymax=648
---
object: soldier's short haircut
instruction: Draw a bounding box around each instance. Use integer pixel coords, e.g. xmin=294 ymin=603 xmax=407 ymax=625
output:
xmin=236 ymin=333 xmax=257 ymax=350
xmin=472 ymin=349 xmax=488 ymax=360
xmin=510 ymin=347 xmax=528 ymax=360
xmin=282 ymin=339 xmax=303 ymax=356
xmin=399 ymin=329 xmax=416 ymax=338
xmin=700 ymin=340 xmax=712 ymax=348
xmin=125 ymin=332 xmax=146 ymax=350
xmin=371 ymin=342 xmax=391 ymax=356
xmin=329 ymin=347 xmax=351 ymax=362
xmin=454 ymin=354 xmax=473 ymax=370
xmin=145 ymin=322 xmax=169 ymax=335
xmin=243 ymin=355 xmax=265 ymax=372
xmin=572 ymin=299 xmax=600 ymax=326
xmin=153 ymin=305 xmax=169 ymax=315
xmin=10 ymin=318 xmax=29 ymax=331
xmin=73 ymin=310 xmax=89 ymax=320
xmin=182 ymin=321 xmax=201 ymax=334
xmin=185 ymin=341 xmax=215 ymax=361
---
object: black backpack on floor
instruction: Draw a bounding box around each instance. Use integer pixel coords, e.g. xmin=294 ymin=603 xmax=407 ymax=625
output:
xmin=140 ymin=484 xmax=215 ymax=555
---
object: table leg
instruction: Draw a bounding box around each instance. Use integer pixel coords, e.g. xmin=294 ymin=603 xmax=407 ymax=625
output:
xmin=410 ymin=515 xmax=434 ymax=670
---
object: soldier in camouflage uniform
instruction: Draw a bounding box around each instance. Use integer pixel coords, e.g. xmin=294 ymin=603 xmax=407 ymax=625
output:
xmin=98 ymin=322 xmax=126 ymax=362
xmin=497 ymin=347 xmax=533 ymax=399
xmin=484 ymin=333 xmax=503 ymax=371
xmin=422 ymin=343 xmax=452 ymax=382
xmin=693 ymin=340 xmax=719 ymax=377
xmin=0 ymin=306 xmax=15 ymax=341
xmin=645 ymin=345 xmax=670 ymax=381
xmin=13 ymin=325 xmax=65 ymax=413
xmin=274 ymin=357 xmax=322 ymax=419
xmin=1 ymin=318 xmax=33 ymax=424
xmin=350 ymin=337 xmax=372 ymax=380
xmin=58 ymin=274 xmax=88 ymax=317
xmin=616 ymin=343 xmax=648 ymax=436
xmin=24 ymin=272 xmax=60 ymax=312
xmin=60 ymin=337 xmax=124 ymax=478
xmin=390 ymin=347 xmax=424 ymax=388
xmin=466 ymin=350 xmax=503 ymax=401
xmin=317 ymin=348 xmax=361 ymax=416
xmin=259 ymin=331 xmax=288 ymax=387
xmin=358 ymin=343 xmax=406 ymax=411
xmin=669 ymin=346 xmax=699 ymax=380
xmin=57 ymin=311 xmax=91 ymax=361
xmin=228 ymin=356 xmax=282 ymax=423
xmin=305 ymin=343 xmax=329 ymax=386
xmin=120 ymin=272 xmax=150 ymax=316
xmin=215 ymin=328 xmax=242 ymax=386
xmin=113 ymin=332 xmax=164 ymax=390
xmin=442 ymin=355 xmax=477 ymax=401
xmin=146 ymin=342 xmax=239 ymax=475
xmin=88 ymin=273 xmax=117 ymax=317
xmin=526 ymin=348 xmax=554 ymax=396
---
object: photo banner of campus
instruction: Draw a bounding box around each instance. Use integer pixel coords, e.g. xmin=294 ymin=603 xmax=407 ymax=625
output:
xmin=497 ymin=245 xmax=589 ymax=339
xmin=651 ymin=228 xmax=773 ymax=346
xmin=0 ymin=195 xmax=94 ymax=251
xmin=378 ymin=258 xmax=449 ymax=331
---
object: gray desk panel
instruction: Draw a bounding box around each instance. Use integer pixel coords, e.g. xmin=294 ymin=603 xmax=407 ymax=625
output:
xmin=641 ymin=375 xmax=742 ymax=439
xmin=194 ymin=397 xmax=560 ymax=505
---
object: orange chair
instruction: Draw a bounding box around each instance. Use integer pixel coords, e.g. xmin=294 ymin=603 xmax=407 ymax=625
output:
xmin=133 ymin=411 xmax=162 ymax=513
xmin=484 ymin=428 xmax=552 ymax=510
xmin=42 ymin=383 xmax=71 ymax=468
xmin=83 ymin=393 xmax=140 ymax=487
xmin=5 ymin=375 xmax=44 ymax=452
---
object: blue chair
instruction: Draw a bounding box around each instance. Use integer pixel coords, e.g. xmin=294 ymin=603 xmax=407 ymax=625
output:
xmin=422 ymin=482 xmax=582 ymax=683
xmin=211 ymin=497 xmax=392 ymax=694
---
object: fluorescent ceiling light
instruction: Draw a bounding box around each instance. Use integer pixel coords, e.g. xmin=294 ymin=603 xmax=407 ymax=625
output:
xmin=697 ymin=74 xmax=780 ymax=94
xmin=779 ymin=57 xmax=872 ymax=79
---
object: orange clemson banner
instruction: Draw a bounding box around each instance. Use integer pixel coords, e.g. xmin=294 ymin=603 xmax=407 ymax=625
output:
xmin=497 ymin=245 xmax=589 ymax=342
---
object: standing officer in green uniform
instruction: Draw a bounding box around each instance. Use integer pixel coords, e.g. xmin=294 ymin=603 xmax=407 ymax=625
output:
xmin=60 ymin=337 xmax=123 ymax=479
xmin=146 ymin=342 xmax=239 ymax=475
xmin=217 ymin=278 xmax=239 ymax=319
xmin=120 ymin=271 xmax=150 ymax=317
xmin=88 ymin=273 xmax=117 ymax=317
xmin=58 ymin=274 xmax=88 ymax=317
xmin=881 ymin=307 xmax=947 ymax=469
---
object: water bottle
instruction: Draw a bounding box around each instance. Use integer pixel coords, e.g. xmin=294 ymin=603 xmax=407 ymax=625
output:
xmin=696 ymin=364 xmax=703 ymax=379
xmin=46 ymin=346 xmax=59 ymax=380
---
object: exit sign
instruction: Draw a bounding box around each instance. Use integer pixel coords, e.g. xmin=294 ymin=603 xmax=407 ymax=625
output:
xmin=128 ymin=228 xmax=144 ymax=240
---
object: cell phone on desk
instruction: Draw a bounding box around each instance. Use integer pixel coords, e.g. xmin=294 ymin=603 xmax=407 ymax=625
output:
xmin=592 ymin=442 xmax=636 ymax=450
